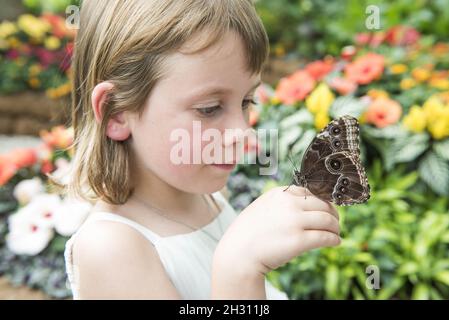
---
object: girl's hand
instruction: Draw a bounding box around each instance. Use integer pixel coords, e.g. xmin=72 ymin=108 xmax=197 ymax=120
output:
xmin=214 ymin=185 xmax=341 ymax=275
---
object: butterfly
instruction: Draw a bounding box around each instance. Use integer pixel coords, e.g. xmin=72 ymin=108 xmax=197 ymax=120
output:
xmin=285 ymin=115 xmax=370 ymax=206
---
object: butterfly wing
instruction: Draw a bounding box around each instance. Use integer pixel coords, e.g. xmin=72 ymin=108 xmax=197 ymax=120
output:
xmin=296 ymin=115 xmax=370 ymax=206
xmin=304 ymin=151 xmax=370 ymax=206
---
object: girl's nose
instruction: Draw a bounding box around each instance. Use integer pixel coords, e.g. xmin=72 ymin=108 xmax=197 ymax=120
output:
xmin=222 ymin=115 xmax=253 ymax=148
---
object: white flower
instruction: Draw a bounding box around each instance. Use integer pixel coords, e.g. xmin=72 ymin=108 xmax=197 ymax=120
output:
xmin=6 ymin=206 xmax=54 ymax=255
xmin=23 ymin=193 xmax=62 ymax=228
xmin=53 ymin=196 xmax=92 ymax=236
xmin=51 ymin=158 xmax=72 ymax=185
xmin=13 ymin=177 xmax=45 ymax=205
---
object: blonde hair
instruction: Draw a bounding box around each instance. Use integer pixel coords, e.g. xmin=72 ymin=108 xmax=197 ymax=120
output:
xmin=64 ymin=0 xmax=269 ymax=205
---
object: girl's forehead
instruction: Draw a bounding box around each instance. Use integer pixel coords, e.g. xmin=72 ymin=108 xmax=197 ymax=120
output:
xmin=167 ymin=32 xmax=247 ymax=74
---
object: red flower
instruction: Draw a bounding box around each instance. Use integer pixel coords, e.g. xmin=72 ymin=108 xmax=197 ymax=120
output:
xmin=345 ymin=53 xmax=385 ymax=85
xmin=386 ymin=26 xmax=420 ymax=46
xmin=275 ymin=70 xmax=316 ymax=105
xmin=355 ymin=33 xmax=371 ymax=46
xmin=364 ymin=97 xmax=402 ymax=128
xmin=305 ymin=60 xmax=334 ymax=81
xmin=9 ymin=148 xmax=38 ymax=169
xmin=328 ymin=77 xmax=358 ymax=95
xmin=6 ymin=49 xmax=19 ymax=60
xmin=40 ymin=159 xmax=54 ymax=174
xmin=35 ymin=47 xmax=56 ymax=67
xmin=0 ymin=155 xmax=18 ymax=186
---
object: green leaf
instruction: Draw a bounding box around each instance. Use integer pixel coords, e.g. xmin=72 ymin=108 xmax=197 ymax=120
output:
xmin=433 ymin=138 xmax=449 ymax=161
xmin=377 ymin=278 xmax=405 ymax=300
xmin=290 ymin=129 xmax=316 ymax=159
xmin=279 ymin=109 xmax=314 ymax=129
xmin=279 ymin=126 xmax=303 ymax=160
xmin=412 ymin=283 xmax=430 ymax=300
xmin=329 ymin=95 xmax=369 ymax=119
xmin=434 ymin=271 xmax=449 ymax=286
xmin=398 ymin=262 xmax=419 ymax=276
xmin=325 ymin=264 xmax=339 ymax=299
xmin=418 ymin=152 xmax=449 ymax=196
xmin=391 ymin=134 xmax=429 ymax=164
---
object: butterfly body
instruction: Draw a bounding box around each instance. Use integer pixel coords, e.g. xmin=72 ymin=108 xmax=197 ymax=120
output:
xmin=291 ymin=115 xmax=370 ymax=206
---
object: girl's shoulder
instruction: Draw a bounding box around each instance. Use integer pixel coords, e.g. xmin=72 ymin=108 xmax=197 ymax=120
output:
xmin=69 ymin=217 xmax=180 ymax=298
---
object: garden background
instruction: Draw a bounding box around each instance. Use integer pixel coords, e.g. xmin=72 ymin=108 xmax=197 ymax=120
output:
xmin=1 ymin=0 xmax=449 ymax=299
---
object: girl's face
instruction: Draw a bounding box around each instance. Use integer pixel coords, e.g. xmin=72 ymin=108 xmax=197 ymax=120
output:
xmin=127 ymin=31 xmax=261 ymax=194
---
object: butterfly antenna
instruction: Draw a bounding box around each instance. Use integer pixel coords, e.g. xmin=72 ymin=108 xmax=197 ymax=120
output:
xmin=286 ymin=152 xmax=299 ymax=172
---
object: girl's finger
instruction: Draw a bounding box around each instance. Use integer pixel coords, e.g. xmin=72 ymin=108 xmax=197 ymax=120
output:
xmin=281 ymin=185 xmax=339 ymax=220
xmin=297 ymin=211 xmax=340 ymax=234
xmin=301 ymin=230 xmax=341 ymax=251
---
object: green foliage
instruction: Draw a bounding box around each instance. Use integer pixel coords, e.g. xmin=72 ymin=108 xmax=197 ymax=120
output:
xmin=255 ymin=0 xmax=449 ymax=59
xmin=22 ymin=0 xmax=79 ymax=14
xmin=266 ymin=163 xmax=449 ymax=299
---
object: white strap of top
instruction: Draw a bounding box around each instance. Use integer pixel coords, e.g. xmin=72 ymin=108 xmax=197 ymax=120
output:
xmin=88 ymin=212 xmax=160 ymax=246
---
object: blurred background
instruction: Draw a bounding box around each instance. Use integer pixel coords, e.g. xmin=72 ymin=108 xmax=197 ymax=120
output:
xmin=0 ymin=0 xmax=449 ymax=299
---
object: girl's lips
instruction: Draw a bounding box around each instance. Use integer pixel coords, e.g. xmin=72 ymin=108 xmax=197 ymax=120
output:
xmin=210 ymin=163 xmax=237 ymax=170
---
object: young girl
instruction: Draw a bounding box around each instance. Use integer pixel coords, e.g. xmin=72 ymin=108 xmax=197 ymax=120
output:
xmin=63 ymin=0 xmax=341 ymax=299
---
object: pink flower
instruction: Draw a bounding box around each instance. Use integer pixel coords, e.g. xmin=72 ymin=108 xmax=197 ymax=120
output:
xmin=274 ymin=70 xmax=316 ymax=105
xmin=305 ymin=60 xmax=334 ymax=81
xmin=364 ymin=97 xmax=402 ymax=128
xmin=345 ymin=53 xmax=385 ymax=85
xmin=328 ymin=77 xmax=358 ymax=95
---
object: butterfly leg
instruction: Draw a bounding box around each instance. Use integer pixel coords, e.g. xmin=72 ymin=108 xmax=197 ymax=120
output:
xmin=283 ymin=179 xmax=295 ymax=192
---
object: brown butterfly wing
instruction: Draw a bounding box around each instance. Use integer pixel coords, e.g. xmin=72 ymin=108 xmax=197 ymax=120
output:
xmin=305 ymin=151 xmax=370 ymax=206
xmin=295 ymin=115 xmax=370 ymax=206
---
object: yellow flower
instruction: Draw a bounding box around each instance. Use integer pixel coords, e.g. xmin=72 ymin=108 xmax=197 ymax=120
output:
xmin=422 ymin=95 xmax=449 ymax=139
xmin=7 ymin=36 xmax=20 ymax=49
xmin=0 ymin=38 xmax=8 ymax=50
xmin=270 ymin=96 xmax=281 ymax=105
xmin=403 ymin=105 xmax=427 ymax=133
xmin=274 ymin=44 xmax=285 ymax=57
xmin=412 ymin=67 xmax=431 ymax=82
xmin=46 ymin=82 xmax=71 ymax=99
xmin=0 ymin=21 xmax=18 ymax=38
xmin=367 ymin=89 xmax=389 ymax=99
xmin=400 ymin=78 xmax=416 ymax=90
xmin=44 ymin=36 xmax=61 ymax=50
xmin=428 ymin=114 xmax=449 ymax=139
xmin=28 ymin=78 xmax=41 ymax=89
xmin=390 ymin=64 xmax=408 ymax=75
xmin=314 ymin=111 xmax=330 ymax=130
xmin=429 ymin=78 xmax=449 ymax=90
xmin=423 ymin=96 xmax=445 ymax=123
xmin=17 ymin=14 xmax=51 ymax=40
xmin=28 ymin=64 xmax=42 ymax=77
xmin=306 ymin=83 xmax=335 ymax=114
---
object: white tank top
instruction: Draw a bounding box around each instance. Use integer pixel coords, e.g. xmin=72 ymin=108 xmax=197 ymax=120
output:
xmin=64 ymin=191 xmax=289 ymax=300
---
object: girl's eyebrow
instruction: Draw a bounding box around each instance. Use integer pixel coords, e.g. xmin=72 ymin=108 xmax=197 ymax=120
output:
xmin=186 ymin=80 xmax=262 ymax=102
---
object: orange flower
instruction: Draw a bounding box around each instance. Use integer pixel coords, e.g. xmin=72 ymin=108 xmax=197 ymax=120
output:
xmin=328 ymin=77 xmax=357 ymax=95
xmin=411 ymin=67 xmax=430 ymax=82
xmin=40 ymin=126 xmax=74 ymax=149
xmin=364 ymin=97 xmax=402 ymax=128
xmin=0 ymin=155 xmax=18 ymax=186
xmin=345 ymin=53 xmax=385 ymax=85
xmin=40 ymin=159 xmax=54 ymax=174
xmin=274 ymin=70 xmax=316 ymax=105
xmin=305 ymin=59 xmax=334 ymax=81
xmin=8 ymin=148 xmax=38 ymax=168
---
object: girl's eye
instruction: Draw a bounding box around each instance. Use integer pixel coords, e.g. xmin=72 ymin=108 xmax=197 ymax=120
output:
xmin=196 ymin=106 xmax=221 ymax=117
xmin=242 ymin=98 xmax=257 ymax=110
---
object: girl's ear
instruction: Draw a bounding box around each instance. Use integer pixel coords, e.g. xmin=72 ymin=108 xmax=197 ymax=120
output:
xmin=92 ymin=82 xmax=131 ymax=141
